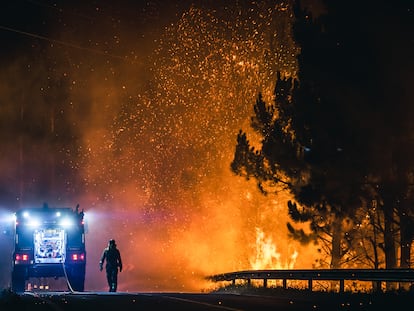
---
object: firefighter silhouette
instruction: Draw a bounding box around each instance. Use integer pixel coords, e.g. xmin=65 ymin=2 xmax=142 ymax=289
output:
xmin=99 ymin=239 xmax=123 ymax=292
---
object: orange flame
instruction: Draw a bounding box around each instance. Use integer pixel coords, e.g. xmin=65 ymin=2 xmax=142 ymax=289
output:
xmin=250 ymin=227 xmax=298 ymax=270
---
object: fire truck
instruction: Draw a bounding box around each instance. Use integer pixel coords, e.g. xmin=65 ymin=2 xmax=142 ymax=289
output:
xmin=11 ymin=203 xmax=86 ymax=292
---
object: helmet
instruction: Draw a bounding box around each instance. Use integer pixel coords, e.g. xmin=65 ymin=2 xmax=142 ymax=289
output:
xmin=109 ymin=239 xmax=116 ymax=246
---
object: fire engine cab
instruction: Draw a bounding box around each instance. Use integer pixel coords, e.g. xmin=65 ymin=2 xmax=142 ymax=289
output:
xmin=11 ymin=203 xmax=86 ymax=292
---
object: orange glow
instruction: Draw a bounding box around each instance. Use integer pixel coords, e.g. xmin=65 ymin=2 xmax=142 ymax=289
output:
xmin=250 ymin=227 xmax=298 ymax=270
xmin=74 ymin=3 xmax=321 ymax=293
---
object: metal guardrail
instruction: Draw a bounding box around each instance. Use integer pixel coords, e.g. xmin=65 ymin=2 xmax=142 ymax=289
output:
xmin=207 ymin=269 xmax=414 ymax=292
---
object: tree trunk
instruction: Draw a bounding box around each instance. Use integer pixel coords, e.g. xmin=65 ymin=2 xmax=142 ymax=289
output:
xmin=329 ymin=215 xmax=342 ymax=291
xmin=400 ymin=211 xmax=411 ymax=268
xmin=383 ymin=197 xmax=397 ymax=290
xmin=398 ymin=200 xmax=412 ymax=290
xmin=331 ymin=216 xmax=342 ymax=269
xmin=383 ymin=196 xmax=397 ymax=268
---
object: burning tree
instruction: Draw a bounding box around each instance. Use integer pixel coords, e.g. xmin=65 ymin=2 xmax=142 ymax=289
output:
xmin=232 ymin=0 xmax=414 ymax=272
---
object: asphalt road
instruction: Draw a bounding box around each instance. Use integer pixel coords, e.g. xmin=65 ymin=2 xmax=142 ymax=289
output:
xmin=2 ymin=289 xmax=411 ymax=311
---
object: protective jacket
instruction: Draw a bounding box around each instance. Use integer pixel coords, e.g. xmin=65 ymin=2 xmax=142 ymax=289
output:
xmin=100 ymin=245 xmax=122 ymax=271
xmin=99 ymin=241 xmax=122 ymax=292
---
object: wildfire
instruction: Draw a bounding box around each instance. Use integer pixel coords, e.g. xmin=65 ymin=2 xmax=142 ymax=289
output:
xmin=250 ymin=227 xmax=298 ymax=270
xmin=78 ymin=1 xmax=311 ymax=292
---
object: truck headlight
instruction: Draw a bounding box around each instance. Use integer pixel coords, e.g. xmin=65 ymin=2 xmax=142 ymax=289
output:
xmin=60 ymin=218 xmax=74 ymax=228
xmin=27 ymin=218 xmax=41 ymax=227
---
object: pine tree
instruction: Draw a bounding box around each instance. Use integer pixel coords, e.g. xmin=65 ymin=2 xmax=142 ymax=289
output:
xmin=232 ymin=0 xmax=414 ymax=270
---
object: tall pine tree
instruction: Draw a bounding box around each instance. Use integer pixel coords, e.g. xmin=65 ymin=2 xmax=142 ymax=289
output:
xmin=232 ymin=0 xmax=414 ymax=270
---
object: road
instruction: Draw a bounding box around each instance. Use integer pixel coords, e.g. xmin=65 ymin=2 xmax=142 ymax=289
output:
xmin=2 ymin=289 xmax=409 ymax=311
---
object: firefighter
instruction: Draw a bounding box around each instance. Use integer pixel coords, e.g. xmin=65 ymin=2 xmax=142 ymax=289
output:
xmin=99 ymin=239 xmax=123 ymax=292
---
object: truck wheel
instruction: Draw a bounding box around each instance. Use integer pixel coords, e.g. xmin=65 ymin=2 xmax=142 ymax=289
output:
xmin=71 ymin=275 xmax=85 ymax=292
xmin=67 ymin=265 xmax=85 ymax=292
xmin=11 ymin=266 xmax=27 ymax=292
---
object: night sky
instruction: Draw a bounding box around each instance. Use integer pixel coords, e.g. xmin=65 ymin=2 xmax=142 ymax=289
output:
xmin=0 ymin=0 xmax=388 ymax=292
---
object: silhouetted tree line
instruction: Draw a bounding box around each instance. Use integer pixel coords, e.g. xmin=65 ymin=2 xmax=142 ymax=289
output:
xmin=232 ymin=0 xmax=414 ymax=278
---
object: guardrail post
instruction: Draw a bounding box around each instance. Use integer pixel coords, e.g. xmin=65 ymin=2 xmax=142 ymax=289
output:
xmin=308 ymin=279 xmax=312 ymax=291
xmin=339 ymin=279 xmax=344 ymax=292
xmin=263 ymin=278 xmax=267 ymax=288
xmin=374 ymin=281 xmax=382 ymax=292
xmin=283 ymin=278 xmax=287 ymax=289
